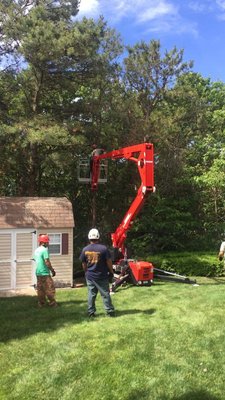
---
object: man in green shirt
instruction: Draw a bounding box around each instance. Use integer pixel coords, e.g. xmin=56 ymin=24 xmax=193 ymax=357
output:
xmin=34 ymin=234 xmax=57 ymax=308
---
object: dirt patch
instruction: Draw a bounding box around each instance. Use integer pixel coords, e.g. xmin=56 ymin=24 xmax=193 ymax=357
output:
xmin=0 ymin=276 xmax=87 ymax=298
xmin=0 ymin=279 xmax=86 ymax=297
xmin=0 ymin=288 xmax=37 ymax=298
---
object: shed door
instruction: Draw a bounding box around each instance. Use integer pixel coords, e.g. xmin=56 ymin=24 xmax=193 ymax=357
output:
xmin=15 ymin=231 xmax=36 ymax=288
xmin=0 ymin=233 xmax=12 ymax=290
xmin=0 ymin=229 xmax=36 ymax=290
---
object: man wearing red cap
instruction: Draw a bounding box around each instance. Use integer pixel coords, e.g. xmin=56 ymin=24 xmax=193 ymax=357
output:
xmin=33 ymin=234 xmax=57 ymax=308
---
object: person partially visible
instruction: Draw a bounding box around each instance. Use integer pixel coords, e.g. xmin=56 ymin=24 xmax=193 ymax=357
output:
xmin=218 ymin=240 xmax=225 ymax=261
xmin=79 ymin=228 xmax=115 ymax=318
xmin=91 ymin=146 xmax=105 ymax=157
xmin=89 ymin=144 xmax=105 ymax=177
xmin=33 ymin=234 xmax=57 ymax=308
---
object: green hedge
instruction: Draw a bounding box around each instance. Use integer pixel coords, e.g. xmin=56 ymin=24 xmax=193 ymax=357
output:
xmin=74 ymin=251 xmax=224 ymax=277
xmin=145 ymin=252 xmax=225 ymax=277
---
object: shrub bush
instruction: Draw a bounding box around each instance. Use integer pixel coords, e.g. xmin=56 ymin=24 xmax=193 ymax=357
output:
xmin=145 ymin=252 xmax=225 ymax=277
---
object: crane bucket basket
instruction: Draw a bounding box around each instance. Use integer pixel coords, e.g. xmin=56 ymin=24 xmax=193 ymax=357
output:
xmin=78 ymin=158 xmax=108 ymax=183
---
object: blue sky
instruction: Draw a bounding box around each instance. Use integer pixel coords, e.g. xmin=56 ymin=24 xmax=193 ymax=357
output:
xmin=78 ymin=0 xmax=225 ymax=83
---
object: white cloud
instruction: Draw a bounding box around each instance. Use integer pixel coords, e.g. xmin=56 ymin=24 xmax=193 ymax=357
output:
xmin=188 ymin=1 xmax=207 ymax=12
xmin=187 ymin=0 xmax=215 ymax=13
xmin=78 ymin=0 xmax=177 ymax=21
xmin=188 ymin=0 xmax=225 ymax=19
xmin=216 ymin=0 xmax=225 ymax=10
xmin=137 ymin=1 xmax=177 ymax=23
xmin=78 ymin=0 xmax=100 ymax=17
xmin=215 ymin=0 xmax=225 ymax=20
xmin=77 ymin=0 xmax=198 ymax=36
xmin=144 ymin=16 xmax=198 ymax=36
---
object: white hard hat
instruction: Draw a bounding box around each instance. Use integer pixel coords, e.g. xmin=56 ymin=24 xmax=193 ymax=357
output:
xmin=88 ymin=228 xmax=100 ymax=240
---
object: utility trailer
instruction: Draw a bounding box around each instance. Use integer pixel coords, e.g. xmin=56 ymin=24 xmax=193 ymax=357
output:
xmin=79 ymin=141 xmax=196 ymax=291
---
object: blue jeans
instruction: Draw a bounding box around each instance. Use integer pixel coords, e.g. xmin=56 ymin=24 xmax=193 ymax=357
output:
xmin=86 ymin=278 xmax=115 ymax=315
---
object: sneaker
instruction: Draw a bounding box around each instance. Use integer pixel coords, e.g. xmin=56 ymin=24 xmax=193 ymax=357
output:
xmin=89 ymin=313 xmax=96 ymax=318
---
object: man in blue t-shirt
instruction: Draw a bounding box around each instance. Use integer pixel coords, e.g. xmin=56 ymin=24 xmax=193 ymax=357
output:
xmin=79 ymin=228 xmax=115 ymax=318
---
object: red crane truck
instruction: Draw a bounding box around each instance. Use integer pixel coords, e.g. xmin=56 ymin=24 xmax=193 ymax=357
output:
xmin=89 ymin=141 xmax=196 ymax=291
xmin=90 ymin=142 xmax=155 ymax=291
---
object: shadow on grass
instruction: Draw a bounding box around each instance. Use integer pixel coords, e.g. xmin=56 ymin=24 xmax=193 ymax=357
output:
xmin=113 ymin=282 xmax=165 ymax=293
xmin=0 ymin=296 xmax=155 ymax=343
xmin=126 ymin=389 xmax=220 ymax=400
xmin=173 ymin=390 xmax=220 ymax=400
xmin=0 ymin=295 xmax=87 ymax=343
xmin=115 ymin=308 xmax=156 ymax=317
xmin=199 ymin=277 xmax=225 ymax=285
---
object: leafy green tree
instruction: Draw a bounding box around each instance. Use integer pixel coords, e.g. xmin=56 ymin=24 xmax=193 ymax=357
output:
xmin=0 ymin=0 xmax=123 ymax=200
xmin=127 ymin=73 xmax=218 ymax=254
xmin=122 ymin=40 xmax=193 ymax=143
xmin=191 ymin=81 xmax=225 ymax=237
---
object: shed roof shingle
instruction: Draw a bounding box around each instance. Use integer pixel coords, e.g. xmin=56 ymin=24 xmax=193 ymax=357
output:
xmin=0 ymin=197 xmax=75 ymax=229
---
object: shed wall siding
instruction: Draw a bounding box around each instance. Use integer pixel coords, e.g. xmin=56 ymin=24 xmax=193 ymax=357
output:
xmin=0 ymin=233 xmax=12 ymax=289
xmin=16 ymin=233 xmax=33 ymax=258
xmin=0 ymin=262 xmax=11 ymax=289
xmin=16 ymin=262 xmax=33 ymax=286
xmin=0 ymin=233 xmax=11 ymax=259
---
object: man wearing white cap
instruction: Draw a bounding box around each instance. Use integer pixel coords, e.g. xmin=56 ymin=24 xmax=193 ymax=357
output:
xmin=79 ymin=228 xmax=115 ymax=318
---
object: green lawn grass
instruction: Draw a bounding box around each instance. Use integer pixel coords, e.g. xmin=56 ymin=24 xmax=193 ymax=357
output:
xmin=1 ymin=279 xmax=225 ymax=400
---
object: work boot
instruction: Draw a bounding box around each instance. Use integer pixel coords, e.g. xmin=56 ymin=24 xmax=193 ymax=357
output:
xmin=38 ymin=302 xmax=46 ymax=308
xmin=49 ymin=301 xmax=58 ymax=307
xmin=107 ymin=312 xmax=116 ymax=317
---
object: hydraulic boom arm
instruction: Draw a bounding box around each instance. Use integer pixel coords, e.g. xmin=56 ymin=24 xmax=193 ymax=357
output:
xmin=91 ymin=143 xmax=154 ymax=255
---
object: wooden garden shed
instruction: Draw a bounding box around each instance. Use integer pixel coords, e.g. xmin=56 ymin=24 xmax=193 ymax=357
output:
xmin=0 ymin=197 xmax=75 ymax=291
